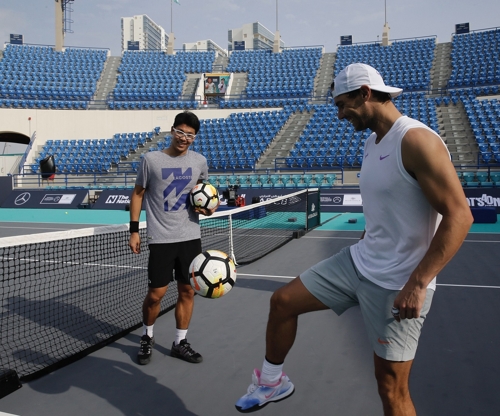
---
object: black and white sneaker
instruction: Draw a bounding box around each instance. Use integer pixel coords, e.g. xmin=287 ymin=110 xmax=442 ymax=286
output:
xmin=171 ymin=339 xmax=203 ymax=363
xmin=138 ymin=335 xmax=155 ymax=365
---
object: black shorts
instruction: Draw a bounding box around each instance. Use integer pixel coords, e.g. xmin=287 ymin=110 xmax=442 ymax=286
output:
xmin=147 ymin=239 xmax=202 ymax=288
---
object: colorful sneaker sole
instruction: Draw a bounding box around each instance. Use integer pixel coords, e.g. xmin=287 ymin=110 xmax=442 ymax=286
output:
xmin=235 ymin=384 xmax=295 ymax=413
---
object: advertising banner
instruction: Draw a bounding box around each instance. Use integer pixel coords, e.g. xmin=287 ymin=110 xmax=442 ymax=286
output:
xmin=307 ymin=190 xmax=320 ymax=230
xmin=204 ymin=73 xmax=230 ymax=102
xmin=1 ymin=189 xmax=88 ymax=209
xmin=92 ymin=189 xmax=133 ymax=210
xmin=464 ymin=188 xmax=500 ymax=213
xmin=319 ymin=189 xmax=363 ymax=213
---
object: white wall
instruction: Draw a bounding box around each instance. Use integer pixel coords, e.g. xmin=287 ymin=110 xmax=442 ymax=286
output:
xmin=0 ymin=155 xmax=21 ymax=176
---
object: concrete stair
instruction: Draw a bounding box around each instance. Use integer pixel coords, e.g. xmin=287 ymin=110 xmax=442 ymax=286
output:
xmin=256 ymin=111 xmax=313 ymax=170
xmin=437 ymin=102 xmax=477 ymax=164
xmin=89 ymin=56 xmax=121 ymax=110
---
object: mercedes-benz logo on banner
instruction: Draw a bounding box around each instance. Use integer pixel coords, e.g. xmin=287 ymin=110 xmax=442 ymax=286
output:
xmin=15 ymin=192 xmax=31 ymax=206
xmin=333 ymin=196 xmax=342 ymax=204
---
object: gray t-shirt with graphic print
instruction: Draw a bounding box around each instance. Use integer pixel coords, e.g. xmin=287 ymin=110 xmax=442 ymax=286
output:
xmin=135 ymin=150 xmax=208 ymax=244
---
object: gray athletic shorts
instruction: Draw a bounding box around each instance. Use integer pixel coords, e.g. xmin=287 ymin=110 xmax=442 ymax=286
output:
xmin=300 ymin=246 xmax=434 ymax=362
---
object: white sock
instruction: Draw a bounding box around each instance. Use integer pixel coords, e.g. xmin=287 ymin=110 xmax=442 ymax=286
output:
xmin=175 ymin=329 xmax=188 ymax=346
xmin=142 ymin=324 xmax=154 ymax=338
xmin=260 ymin=358 xmax=283 ymax=385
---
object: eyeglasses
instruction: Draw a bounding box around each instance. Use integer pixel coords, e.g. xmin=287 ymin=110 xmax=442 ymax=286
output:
xmin=172 ymin=127 xmax=196 ymax=141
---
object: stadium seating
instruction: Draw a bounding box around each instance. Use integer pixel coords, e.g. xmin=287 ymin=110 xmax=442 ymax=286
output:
xmin=226 ymin=48 xmax=322 ymax=100
xmin=463 ymin=97 xmax=500 ymax=164
xmin=448 ymin=29 xmax=500 ymax=88
xmin=0 ymin=44 xmax=107 ymax=107
xmin=194 ymin=109 xmax=293 ymax=171
xmin=109 ymin=50 xmax=215 ymax=109
xmin=334 ymin=38 xmax=436 ymax=91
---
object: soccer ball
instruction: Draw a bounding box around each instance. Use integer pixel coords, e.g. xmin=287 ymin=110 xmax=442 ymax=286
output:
xmin=189 ymin=183 xmax=219 ymax=211
xmin=189 ymin=250 xmax=237 ymax=299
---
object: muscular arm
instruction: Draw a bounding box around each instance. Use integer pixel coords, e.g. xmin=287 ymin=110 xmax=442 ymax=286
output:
xmin=394 ymin=128 xmax=473 ymax=320
xmin=128 ymin=184 xmax=145 ymax=254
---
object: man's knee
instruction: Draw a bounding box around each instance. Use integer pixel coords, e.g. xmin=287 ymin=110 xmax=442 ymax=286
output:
xmin=145 ymin=286 xmax=168 ymax=306
xmin=270 ymin=286 xmax=295 ymax=316
xmin=177 ymin=283 xmax=195 ymax=300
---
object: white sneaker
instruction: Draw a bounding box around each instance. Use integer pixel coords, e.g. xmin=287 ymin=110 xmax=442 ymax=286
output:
xmin=235 ymin=369 xmax=295 ymax=413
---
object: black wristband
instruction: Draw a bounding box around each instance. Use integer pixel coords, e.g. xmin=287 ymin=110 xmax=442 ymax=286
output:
xmin=129 ymin=221 xmax=139 ymax=233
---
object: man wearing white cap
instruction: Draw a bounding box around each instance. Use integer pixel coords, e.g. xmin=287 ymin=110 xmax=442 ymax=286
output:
xmin=235 ymin=63 xmax=473 ymax=414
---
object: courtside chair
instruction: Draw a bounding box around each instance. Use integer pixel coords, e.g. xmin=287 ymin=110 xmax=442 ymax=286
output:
xmin=238 ymin=175 xmax=249 ymax=188
xmin=491 ymin=173 xmax=500 ymax=186
xmin=302 ymin=174 xmax=314 ymax=188
xmin=208 ymin=175 xmax=219 ymax=187
xmin=269 ymin=174 xmax=281 ymax=188
xmin=325 ymin=174 xmax=337 ymax=187
xmin=260 ymin=174 xmax=272 ymax=188
xmin=312 ymin=174 xmax=324 ymax=187
xmin=227 ymin=175 xmax=239 ymax=186
xmin=218 ymin=175 xmax=229 ymax=188
xmin=462 ymin=172 xmax=476 ymax=183
xmin=476 ymin=172 xmax=489 ymax=183
xmin=291 ymin=174 xmax=303 ymax=188
xmin=248 ymin=175 xmax=261 ymax=188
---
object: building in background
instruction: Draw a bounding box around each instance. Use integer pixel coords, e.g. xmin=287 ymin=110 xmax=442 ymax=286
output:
xmin=121 ymin=15 xmax=169 ymax=52
xmin=228 ymin=22 xmax=285 ymax=52
xmin=183 ymin=39 xmax=228 ymax=57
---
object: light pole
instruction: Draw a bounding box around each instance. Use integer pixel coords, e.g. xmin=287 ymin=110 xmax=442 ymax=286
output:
xmin=273 ymin=0 xmax=280 ymax=53
xmin=276 ymin=0 xmax=279 ymax=32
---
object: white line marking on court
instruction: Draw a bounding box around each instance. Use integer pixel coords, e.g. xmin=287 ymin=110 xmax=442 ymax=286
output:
xmin=303 ymin=236 xmax=361 ymax=240
xmin=304 ymin=236 xmax=500 ymax=243
xmin=0 ymin=225 xmax=70 ymax=231
xmin=1 ymin=256 xmax=147 ymax=270
xmin=238 ymin=273 xmax=294 ymax=280
xmin=237 ymin=273 xmax=500 ymax=289
xmin=463 ymin=240 xmax=500 ymax=243
xmin=436 ymin=283 xmax=500 ymax=289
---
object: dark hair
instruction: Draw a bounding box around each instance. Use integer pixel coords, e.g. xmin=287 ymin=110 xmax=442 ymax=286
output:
xmin=173 ymin=111 xmax=200 ymax=134
xmin=347 ymin=89 xmax=362 ymax=98
xmin=334 ymin=87 xmax=391 ymax=103
xmin=371 ymin=90 xmax=392 ymax=103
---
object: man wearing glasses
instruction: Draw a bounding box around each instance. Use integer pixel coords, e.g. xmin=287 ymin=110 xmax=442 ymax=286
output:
xmin=129 ymin=111 xmax=218 ymax=366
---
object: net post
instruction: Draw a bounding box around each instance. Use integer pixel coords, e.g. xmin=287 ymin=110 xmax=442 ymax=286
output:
xmin=228 ymin=213 xmax=238 ymax=265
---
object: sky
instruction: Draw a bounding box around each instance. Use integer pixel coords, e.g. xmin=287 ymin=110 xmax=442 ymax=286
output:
xmin=0 ymin=0 xmax=498 ymax=153
xmin=0 ymin=0 xmax=499 ymax=56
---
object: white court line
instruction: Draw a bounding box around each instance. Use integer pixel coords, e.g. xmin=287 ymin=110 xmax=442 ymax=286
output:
xmin=1 ymin=256 xmax=147 ymax=270
xmin=462 ymin=240 xmax=500 ymax=243
xmin=303 ymin=236 xmax=360 ymax=240
xmin=237 ymin=273 xmax=500 ymax=289
xmin=436 ymin=283 xmax=500 ymax=289
xmin=0 ymin=225 xmax=70 ymax=231
xmin=304 ymin=236 xmax=500 ymax=243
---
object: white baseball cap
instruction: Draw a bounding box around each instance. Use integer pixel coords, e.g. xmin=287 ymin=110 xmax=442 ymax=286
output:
xmin=332 ymin=63 xmax=403 ymax=99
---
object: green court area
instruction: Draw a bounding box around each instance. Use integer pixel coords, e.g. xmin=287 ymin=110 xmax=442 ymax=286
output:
xmin=0 ymin=208 xmax=145 ymax=225
xmin=1 ymin=208 xmax=498 ymax=233
xmin=318 ymin=212 xmax=500 ymax=233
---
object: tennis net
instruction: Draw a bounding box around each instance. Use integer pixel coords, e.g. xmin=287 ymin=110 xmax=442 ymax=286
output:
xmin=0 ymin=188 xmax=319 ymax=381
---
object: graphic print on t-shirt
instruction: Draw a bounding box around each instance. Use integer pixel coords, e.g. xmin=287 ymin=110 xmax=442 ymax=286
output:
xmin=162 ymin=167 xmax=193 ymax=211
